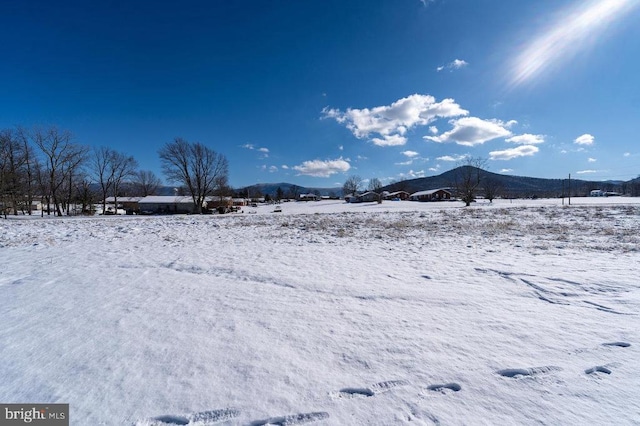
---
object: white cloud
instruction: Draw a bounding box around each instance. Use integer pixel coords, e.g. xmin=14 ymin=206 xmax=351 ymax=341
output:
xmin=500 ymin=168 xmax=514 ymax=173
xmin=588 ymin=157 xmax=597 ymax=163
xmin=623 ymin=152 xmax=631 ymax=157
xmin=323 ymin=94 xmax=468 ymax=146
xmin=242 ymin=143 xmax=269 ymax=157
xmin=436 ymin=154 xmax=468 ymax=162
xmin=576 ymin=169 xmax=598 ymax=174
xmin=399 ymin=169 xmax=426 ymax=179
xmin=401 ymin=150 xmax=419 ymax=158
xmin=574 ymin=134 xmax=595 ymax=145
xmin=371 ymin=134 xmax=408 ymax=146
xmin=489 ymin=145 xmax=539 ymax=160
xmin=429 ymin=126 xmax=438 ymax=134
xmin=429 ymin=165 xmax=440 ymax=172
xmin=506 ymin=133 xmax=545 ymax=145
xmin=292 ymin=158 xmax=351 ymax=177
xmin=269 ymin=166 xmax=278 ymax=173
xmin=437 ymin=59 xmax=469 ymax=72
xmin=338 ymin=145 xmax=344 ymax=151
xmin=425 ymin=117 xmax=513 ymax=146
xmin=281 ymin=165 xmax=289 ymax=170
xmin=395 ymin=160 xmax=414 ymax=166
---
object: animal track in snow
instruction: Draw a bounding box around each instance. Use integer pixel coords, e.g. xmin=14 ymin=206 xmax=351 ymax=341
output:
xmin=427 ymin=383 xmax=461 ymax=392
xmin=332 ymin=379 xmax=409 ymax=399
xmin=602 ymin=341 xmax=631 ymax=348
xmin=135 ymin=408 xmax=240 ymax=425
xmin=496 ymin=366 xmax=562 ymax=378
xmin=248 ymin=411 xmax=330 ymax=426
xmin=476 ymin=269 xmax=633 ymax=315
xmin=585 ymin=366 xmax=612 ymax=375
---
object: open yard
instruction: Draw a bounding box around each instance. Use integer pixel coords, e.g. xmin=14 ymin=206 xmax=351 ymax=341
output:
xmin=1 ymin=199 xmax=639 ymax=425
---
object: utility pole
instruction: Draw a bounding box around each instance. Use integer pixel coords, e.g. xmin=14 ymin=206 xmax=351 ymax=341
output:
xmin=568 ymin=173 xmax=571 ymax=206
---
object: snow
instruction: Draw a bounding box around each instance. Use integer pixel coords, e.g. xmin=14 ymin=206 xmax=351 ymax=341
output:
xmin=1 ymin=198 xmax=639 ymax=425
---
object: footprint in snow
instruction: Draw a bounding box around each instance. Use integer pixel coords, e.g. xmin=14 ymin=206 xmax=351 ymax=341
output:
xmin=602 ymin=341 xmax=631 ymax=348
xmin=135 ymin=408 xmax=240 ymax=425
xmin=585 ymin=366 xmax=612 ymax=375
xmin=248 ymin=411 xmax=330 ymax=426
xmin=332 ymin=379 xmax=409 ymax=399
xmin=496 ymin=366 xmax=562 ymax=378
xmin=427 ymin=383 xmax=462 ymax=393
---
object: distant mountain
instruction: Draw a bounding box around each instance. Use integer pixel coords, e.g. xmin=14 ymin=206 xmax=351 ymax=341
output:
xmin=381 ymin=166 xmax=632 ymax=198
xmin=236 ymin=182 xmax=341 ymax=198
xmin=154 ymin=168 xmax=638 ymax=199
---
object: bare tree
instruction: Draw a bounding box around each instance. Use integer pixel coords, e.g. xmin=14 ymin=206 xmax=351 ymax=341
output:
xmin=110 ymin=151 xmax=138 ymax=212
xmin=32 ymin=127 xmax=88 ymax=216
xmin=453 ymin=157 xmax=487 ymax=207
xmin=342 ymin=175 xmax=363 ymax=197
xmin=93 ymin=146 xmax=114 ymax=214
xmin=133 ymin=170 xmax=162 ymax=196
xmin=92 ymin=147 xmax=139 ymax=213
xmin=287 ymin=184 xmax=301 ymax=200
xmin=158 ymin=138 xmax=229 ymax=214
xmin=0 ymin=129 xmax=24 ymax=216
xmin=483 ymin=177 xmax=502 ymax=203
xmin=367 ymin=177 xmax=383 ymax=203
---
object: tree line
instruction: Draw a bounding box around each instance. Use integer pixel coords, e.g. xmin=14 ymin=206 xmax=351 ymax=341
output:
xmin=0 ymin=126 xmax=229 ymax=217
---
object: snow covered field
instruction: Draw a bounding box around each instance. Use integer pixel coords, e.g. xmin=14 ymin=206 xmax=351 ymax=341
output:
xmin=1 ymin=198 xmax=639 ymax=425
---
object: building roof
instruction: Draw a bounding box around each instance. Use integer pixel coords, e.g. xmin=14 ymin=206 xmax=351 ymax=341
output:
xmin=105 ymin=197 xmax=143 ymax=203
xmin=410 ymin=188 xmax=451 ymax=197
xmin=139 ymin=196 xmax=195 ymax=204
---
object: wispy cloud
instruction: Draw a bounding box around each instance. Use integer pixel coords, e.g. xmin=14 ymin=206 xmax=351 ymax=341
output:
xmin=292 ymin=158 xmax=350 ymax=177
xmin=500 ymin=168 xmax=514 ymax=173
xmin=399 ymin=169 xmax=426 ymax=179
xmin=242 ymin=143 xmax=270 ymax=158
xmin=401 ymin=150 xmax=420 ymax=158
xmin=576 ymin=169 xmax=598 ymax=174
xmin=425 ymin=117 xmax=513 ymax=146
xmin=323 ymin=94 xmax=468 ymax=147
xmin=437 ymin=59 xmax=469 ymax=72
xmin=436 ymin=154 xmax=468 ymax=162
xmin=574 ymin=134 xmax=595 ymax=146
xmin=506 ymin=133 xmax=545 ymax=145
xmin=490 ymin=145 xmax=539 ymax=160
xmin=588 ymin=157 xmax=597 ymax=163
xmin=509 ymin=0 xmax=639 ymax=87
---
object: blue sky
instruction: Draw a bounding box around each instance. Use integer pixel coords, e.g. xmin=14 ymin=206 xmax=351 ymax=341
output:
xmin=2 ymin=0 xmax=639 ymax=188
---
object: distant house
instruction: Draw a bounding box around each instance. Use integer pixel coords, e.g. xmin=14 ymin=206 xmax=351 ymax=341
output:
xmin=383 ymin=191 xmax=410 ymax=201
xmin=138 ymin=196 xmax=198 ymax=214
xmin=299 ymin=193 xmax=320 ymax=201
xmin=409 ymin=188 xmax=452 ymax=202
xmin=590 ymin=189 xmax=604 ymax=197
xmin=232 ymin=198 xmax=248 ymax=207
xmin=349 ymin=191 xmax=380 ymax=203
xmin=105 ymin=196 xmax=143 ymax=212
xmin=206 ymin=196 xmax=233 ymax=211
